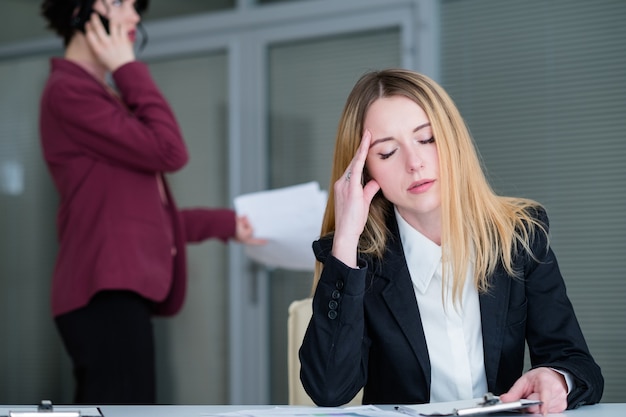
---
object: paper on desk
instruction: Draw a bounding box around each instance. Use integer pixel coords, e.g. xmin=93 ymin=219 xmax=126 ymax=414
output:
xmin=234 ymin=181 xmax=327 ymax=271
xmin=201 ymin=405 xmax=401 ymax=417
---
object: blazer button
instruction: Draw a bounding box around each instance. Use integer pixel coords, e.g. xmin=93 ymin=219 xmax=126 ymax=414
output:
xmin=328 ymin=310 xmax=338 ymax=320
xmin=328 ymin=300 xmax=338 ymax=310
xmin=335 ymin=280 xmax=344 ymax=290
xmin=331 ymin=290 xmax=341 ymax=300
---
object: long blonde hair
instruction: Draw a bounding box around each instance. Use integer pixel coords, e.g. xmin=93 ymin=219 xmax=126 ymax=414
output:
xmin=314 ymin=69 xmax=546 ymax=303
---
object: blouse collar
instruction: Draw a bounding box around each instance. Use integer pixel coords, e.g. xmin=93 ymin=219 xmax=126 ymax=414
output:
xmin=394 ymin=207 xmax=442 ymax=294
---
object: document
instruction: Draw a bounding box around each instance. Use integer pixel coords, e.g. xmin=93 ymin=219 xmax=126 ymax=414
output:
xmin=202 ymin=405 xmax=402 ymax=417
xmin=234 ymin=181 xmax=327 ymax=271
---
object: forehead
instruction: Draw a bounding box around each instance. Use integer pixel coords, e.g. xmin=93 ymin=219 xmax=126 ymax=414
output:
xmin=364 ymin=95 xmax=429 ymax=127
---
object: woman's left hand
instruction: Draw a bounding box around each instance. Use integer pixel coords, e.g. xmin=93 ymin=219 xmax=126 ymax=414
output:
xmin=500 ymin=367 xmax=568 ymax=415
xmin=331 ymin=129 xmax=380 ymax=267
xmin=234 ymin=215 xmax=266 ymax=245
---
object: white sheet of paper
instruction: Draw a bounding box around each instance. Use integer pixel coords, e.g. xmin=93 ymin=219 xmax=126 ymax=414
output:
xmin=234 ymin=182 xmax=327 ymax=271
xmin=201 ymin=405 xmax=401 ymax=416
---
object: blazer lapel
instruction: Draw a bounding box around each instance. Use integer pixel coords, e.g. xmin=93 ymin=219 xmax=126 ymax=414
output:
xmin=479 ymin=268 xmax=511 ymax=390
xmin=379 ymin=221 xmax=431 ymax=386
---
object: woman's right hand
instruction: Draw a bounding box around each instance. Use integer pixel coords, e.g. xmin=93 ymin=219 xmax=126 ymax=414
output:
xmin=84 ymin=13 xmax=135 ymax=72
xmin=331 ymin=130 xmax=380 ymax=268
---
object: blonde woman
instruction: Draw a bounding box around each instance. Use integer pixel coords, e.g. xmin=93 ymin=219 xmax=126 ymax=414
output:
xmin=299 ymin=69 xmax=603 ymax=413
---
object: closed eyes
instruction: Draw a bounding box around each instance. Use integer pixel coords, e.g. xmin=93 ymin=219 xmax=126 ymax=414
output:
xmin=377 ymin=137 xmax=435 ymax=160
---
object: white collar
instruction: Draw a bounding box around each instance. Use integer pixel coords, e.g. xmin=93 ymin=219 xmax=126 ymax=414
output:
xmin=394 ymin=207 xmax=442 ymax=294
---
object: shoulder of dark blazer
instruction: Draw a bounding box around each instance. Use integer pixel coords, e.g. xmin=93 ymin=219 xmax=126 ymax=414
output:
xmin=515 ymin=204 xmax=551 ymax=257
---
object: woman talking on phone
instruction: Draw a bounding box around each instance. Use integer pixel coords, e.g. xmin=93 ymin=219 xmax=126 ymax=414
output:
xmin=39 ymin=0 xmax=263 ymax=404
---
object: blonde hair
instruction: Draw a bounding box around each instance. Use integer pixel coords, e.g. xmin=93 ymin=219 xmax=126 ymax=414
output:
xmin=314 ymin=69 xmax=547 ymax=304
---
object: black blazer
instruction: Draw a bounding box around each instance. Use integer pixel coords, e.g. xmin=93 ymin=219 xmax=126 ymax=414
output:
xmin=299 ymin=209 xmax=603 ymax=407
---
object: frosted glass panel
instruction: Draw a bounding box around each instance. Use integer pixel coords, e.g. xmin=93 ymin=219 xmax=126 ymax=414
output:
xmin=267 ymin=27 xmax=401 ymax=403
xmin=0 ymin=54 xmax=72 ymax=403
xmin=147 ymin=52 xmax=230 ymax=404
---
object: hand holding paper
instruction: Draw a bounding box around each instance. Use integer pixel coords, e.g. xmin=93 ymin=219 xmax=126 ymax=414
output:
xmin=234 ymin=215 xmax=267 ymax=246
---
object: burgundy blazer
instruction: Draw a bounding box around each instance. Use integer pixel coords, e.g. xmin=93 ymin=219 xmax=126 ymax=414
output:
xmin=40 ymin=58 xmax=235 ymax=317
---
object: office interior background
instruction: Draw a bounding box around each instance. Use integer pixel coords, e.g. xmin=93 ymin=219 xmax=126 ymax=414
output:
xmin=0 ymin=0 xmax=624 ymax=406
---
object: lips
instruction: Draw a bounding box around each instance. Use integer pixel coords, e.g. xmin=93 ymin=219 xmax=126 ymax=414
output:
xmin=128 ymin=30 xmax=136 ymax=42
xmin=408 ymin=179 xmax=434 ymax=193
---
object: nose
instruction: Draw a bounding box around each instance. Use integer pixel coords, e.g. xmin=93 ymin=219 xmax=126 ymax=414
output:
xmin=406 ymin=147 xmax=424 ymax=172
xmin=127 ymin=4 xmax=141 ymax=25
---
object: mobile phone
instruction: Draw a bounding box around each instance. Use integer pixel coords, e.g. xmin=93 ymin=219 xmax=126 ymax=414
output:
xmin=72 ymin=4 xmax=110 ymax=34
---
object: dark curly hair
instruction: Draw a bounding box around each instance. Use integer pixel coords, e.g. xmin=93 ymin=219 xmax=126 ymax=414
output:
xmin=41 ymin=0 xmax=149 ymax=46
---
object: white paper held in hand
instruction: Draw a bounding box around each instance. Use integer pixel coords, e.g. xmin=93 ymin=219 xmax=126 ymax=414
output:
xmin=234 ymin=181 xmax=327 ymax=271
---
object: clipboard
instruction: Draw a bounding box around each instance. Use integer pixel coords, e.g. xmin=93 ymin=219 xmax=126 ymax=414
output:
xmin=395 ymin=393 xmax=542 ymax=416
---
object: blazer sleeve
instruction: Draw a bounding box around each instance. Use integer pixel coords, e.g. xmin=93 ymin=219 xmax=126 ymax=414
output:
xmin=43 ymin=61 xmax=188 ymax=173
xmin=299 ymin=238 xmax=370 ymax=406
xmin=179 ymin=208 xmax=236 ymax=244
xmin=523 ymin=208 xmax=604 ymax=408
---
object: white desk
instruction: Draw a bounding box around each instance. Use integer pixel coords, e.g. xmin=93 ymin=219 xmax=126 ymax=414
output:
xmin=98 ymin=403 xmax=623 ymax=417
xmin=3 ymin=403 xmax=624 ymax=417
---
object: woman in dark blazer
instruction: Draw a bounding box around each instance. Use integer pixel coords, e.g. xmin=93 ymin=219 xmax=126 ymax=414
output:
xmin=299 ymin=69 xmax=603 ymax=413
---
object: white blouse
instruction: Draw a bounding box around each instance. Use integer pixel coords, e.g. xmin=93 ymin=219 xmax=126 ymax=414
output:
xmin=395 ymin=208 xmax=488 ymax=402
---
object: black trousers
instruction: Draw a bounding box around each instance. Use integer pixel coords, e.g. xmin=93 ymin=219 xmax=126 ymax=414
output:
xmin=55 ymin=290 xmax=156 ymax=404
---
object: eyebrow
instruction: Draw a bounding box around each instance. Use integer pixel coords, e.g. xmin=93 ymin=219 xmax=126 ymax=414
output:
xmin=369 ymin=122 xmax=431 ymax=148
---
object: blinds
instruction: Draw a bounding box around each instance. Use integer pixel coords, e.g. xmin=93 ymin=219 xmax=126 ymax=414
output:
xmin=441 ymin=0 xmax=626 ymax=402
